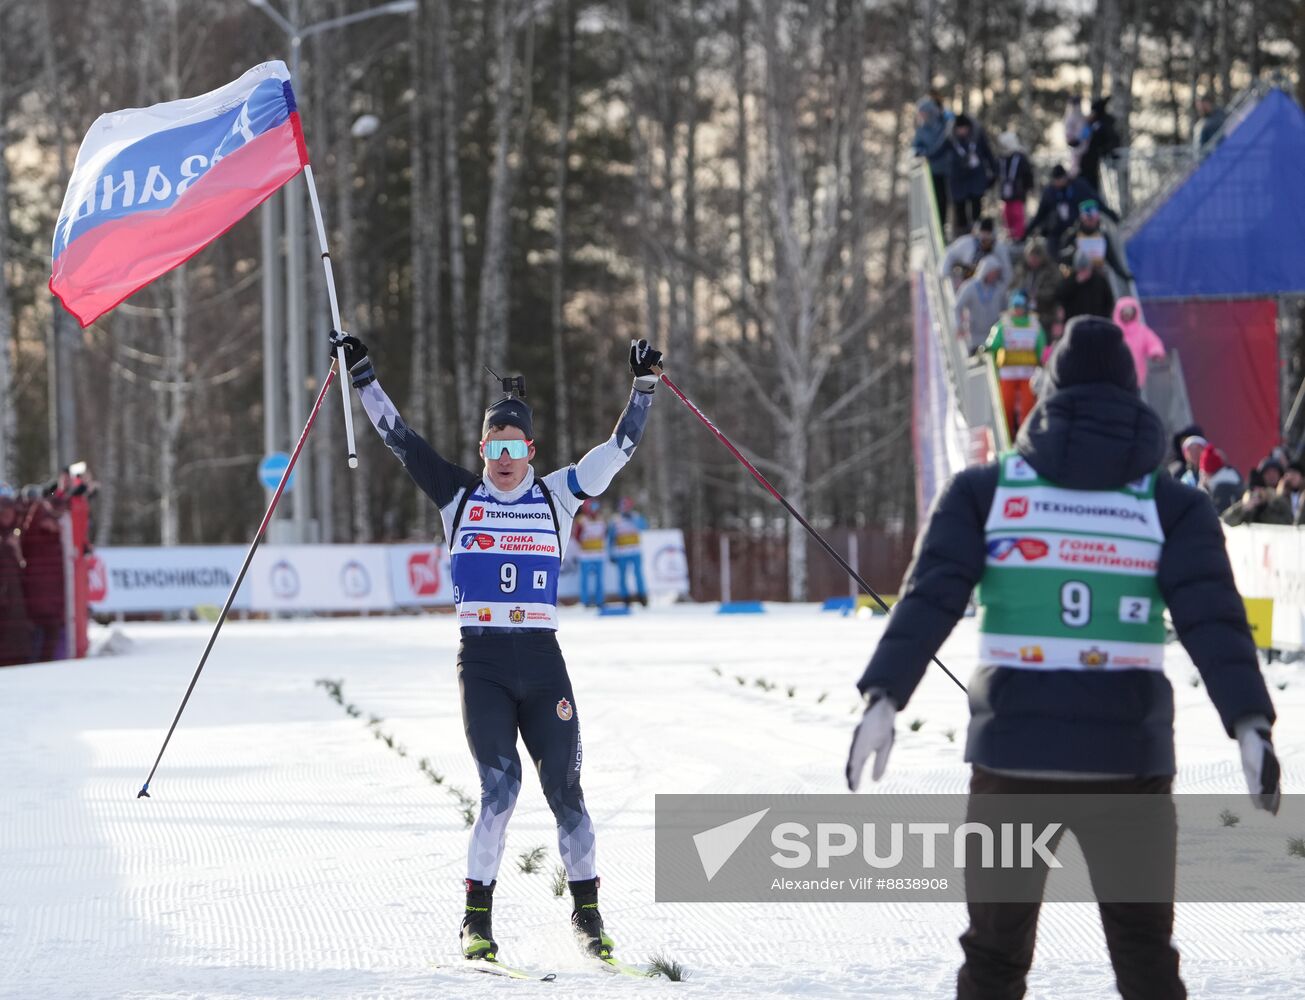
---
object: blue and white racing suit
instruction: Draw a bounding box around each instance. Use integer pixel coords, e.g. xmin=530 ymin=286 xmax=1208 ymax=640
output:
xmin=356 ymin=370 xmax=653 ymax=883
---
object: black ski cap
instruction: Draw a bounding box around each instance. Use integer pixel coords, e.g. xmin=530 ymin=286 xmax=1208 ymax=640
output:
xmin=1048 ymin=315 xmax=1139 ymax=395
xmin=483 ymin=396 xmax=534 ymax=439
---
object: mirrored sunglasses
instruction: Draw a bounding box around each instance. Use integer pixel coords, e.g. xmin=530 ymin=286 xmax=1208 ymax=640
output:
xmin=481 ymin=438 xmax=532 ymax=460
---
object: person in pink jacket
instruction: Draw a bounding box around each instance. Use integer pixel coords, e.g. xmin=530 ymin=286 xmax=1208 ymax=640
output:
xmin=1113 ymin=296 xmax=1166 ymax=389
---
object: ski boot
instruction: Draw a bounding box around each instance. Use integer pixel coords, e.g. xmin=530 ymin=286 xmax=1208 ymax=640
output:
xmin=460 ymin=879 xmax=498 ymax=961
xmin=569 ymin=877 xmax=615 ymax=959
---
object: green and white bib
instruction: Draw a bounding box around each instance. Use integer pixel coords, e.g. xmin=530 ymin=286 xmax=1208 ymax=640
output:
xmin=977 ymin=452 xmax=1167 ymax=672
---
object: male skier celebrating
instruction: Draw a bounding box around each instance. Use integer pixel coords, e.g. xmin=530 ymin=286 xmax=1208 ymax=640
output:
xmin=331 ymin=332 xmax=663 ymax=966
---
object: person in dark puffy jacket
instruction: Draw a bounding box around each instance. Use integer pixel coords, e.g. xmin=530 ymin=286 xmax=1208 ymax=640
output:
xmin=946 ymin=114 xmax=999 ymax=238
xmin=845 ymin=316 xmax=1279 ymax=1000
xmin=1027 ymin=165 xmax=1117 ymax=251
xmin=1055 ymin=248 xmax=1115 ymax=321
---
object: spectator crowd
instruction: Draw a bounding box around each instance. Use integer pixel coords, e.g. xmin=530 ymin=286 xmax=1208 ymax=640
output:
xmin=914 ymin=84 xmax=1234 ymax=445
xmin=1161 ymin=429 xmax=1305 ymax=527
xmin=0 ymin=468 xmax=96 ymax=667
xmin=913 ymin=84 xmax=1293 ymax=530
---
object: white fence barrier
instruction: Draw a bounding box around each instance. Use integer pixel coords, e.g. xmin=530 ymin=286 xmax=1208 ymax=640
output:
xmin=1223 ymin=524 xmax=1305 ymax=649
xmin=87 ymin=531 xmax=690 ymax=614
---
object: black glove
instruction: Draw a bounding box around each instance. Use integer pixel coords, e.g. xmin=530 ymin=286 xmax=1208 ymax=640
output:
xmin=329 ymin=331 xmax=374 ymax=387
xmin=629 ymin=338 xmax=663 ymax=376
xmin=629 ymin=339 xmax=663 ymax=393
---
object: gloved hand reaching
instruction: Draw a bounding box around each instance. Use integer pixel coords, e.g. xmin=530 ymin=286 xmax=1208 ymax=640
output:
xmin=329 ymin=331 xmax=374 ymax=387
xmin=629 ymin=339 xmax=663 ymax=393
xmin=1235 ymin=716 xmax=1281 ymax=815
xmin=845 ymin=690 xmax=897 ymax=791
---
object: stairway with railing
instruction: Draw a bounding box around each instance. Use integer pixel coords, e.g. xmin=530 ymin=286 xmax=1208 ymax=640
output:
xmin=908 ymin=142 xmax=1198 ymax=501
xmin=907 ymin=162 xmax=1007 ymax=515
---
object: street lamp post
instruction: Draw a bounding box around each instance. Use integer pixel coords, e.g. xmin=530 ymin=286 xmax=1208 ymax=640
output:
xmin=247 ymin=0 xmax=416 ymax=542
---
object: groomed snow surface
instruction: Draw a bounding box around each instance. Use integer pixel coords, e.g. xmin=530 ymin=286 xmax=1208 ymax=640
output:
xmin=1 ymin=606 xmax=1302 ymax=999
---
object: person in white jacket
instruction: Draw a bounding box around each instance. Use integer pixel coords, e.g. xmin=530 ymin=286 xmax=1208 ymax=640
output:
xmin=940 ymin=217 xmax=1014 ymax=289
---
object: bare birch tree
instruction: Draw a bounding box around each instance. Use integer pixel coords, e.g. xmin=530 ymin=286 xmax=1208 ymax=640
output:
xmin=474 ymin=0 xmax=522 ymax=405
xmin=549 ymin=0 xmax=573 ymax=461
xmin=436 ymin=0 xmax=473 ymax=445
xmin=720 ymin=0 xmax=901 ymax=599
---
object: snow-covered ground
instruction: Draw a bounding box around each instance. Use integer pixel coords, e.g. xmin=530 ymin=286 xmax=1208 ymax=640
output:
xmin=1 ymin=606 xmax=1302 ymax=999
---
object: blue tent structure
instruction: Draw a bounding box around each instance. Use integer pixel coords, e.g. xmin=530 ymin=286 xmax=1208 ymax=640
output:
xmin=1128 ymin=88 xmax=1305 ymax=300
xmin=1121 ymin=85 xmax=1305 ymax=473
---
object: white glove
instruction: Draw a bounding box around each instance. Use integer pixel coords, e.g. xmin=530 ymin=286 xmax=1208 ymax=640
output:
xmin=846 ymin=691 xmax=896 ymax=791
xmin=1235 ymin=715 xmax=1281 ymax=815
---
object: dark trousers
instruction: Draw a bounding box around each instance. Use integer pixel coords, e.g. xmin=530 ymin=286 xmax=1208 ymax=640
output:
xmin=458 ymin=633 xmax=595 ymax=883
xmin=952 ymin=196 xmax=983 ymax=239
xmin=956 ymin=767 xmax=1185 ymax=1000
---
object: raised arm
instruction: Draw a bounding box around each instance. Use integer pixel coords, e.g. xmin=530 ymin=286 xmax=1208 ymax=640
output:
xmin=544 ymin=340 xmax=662 ymax=518
xmin=332 ymin=333 xmax=478 ymax=513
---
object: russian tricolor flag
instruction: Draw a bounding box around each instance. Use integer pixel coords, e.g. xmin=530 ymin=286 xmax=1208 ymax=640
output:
xmin=50 ymin=61 xmax=308 ymax=327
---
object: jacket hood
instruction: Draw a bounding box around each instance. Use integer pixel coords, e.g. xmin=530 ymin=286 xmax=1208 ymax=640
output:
xmin=1171 ymin=423 xmax=1203 ymax=464
xmin=1111 ymin=293 xmax=1153 ymax=332
xmin=1016 ymin=383 xmax=1167 ymax=490
xmin=975 ymin=256 xmax=1004 ymax=281
xmin=1112 ymin=295 xmax=1140 ymax=326
xmin=916 ymin=97 xmax=940 ymax=119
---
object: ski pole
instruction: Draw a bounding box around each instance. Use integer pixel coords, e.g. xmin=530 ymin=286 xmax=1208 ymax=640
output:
xmin=303 ymin=163 xmax=359 ymax=470
xmin=652 ymin=366 xmax=968 ymax=696
xmin=137 ymin=362 xmax=340 ymax=799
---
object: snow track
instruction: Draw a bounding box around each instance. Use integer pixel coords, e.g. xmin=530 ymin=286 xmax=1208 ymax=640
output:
xmin=1 ymin=608 xmax=1302 ymax=998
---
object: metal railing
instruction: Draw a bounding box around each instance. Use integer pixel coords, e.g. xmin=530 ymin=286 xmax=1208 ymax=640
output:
xmin=1099 ymin=146 xmax=1195 ymax=221
xmin=908 ymin=162 xmax=1007 ymax=449
xmin=1097 ymin=199 xmax=1196 ymax=441
xmin=1141 ymin=349 xmax=1195 ymax=444
xmin=1109 ymin=78 xmax=1278 ymax=236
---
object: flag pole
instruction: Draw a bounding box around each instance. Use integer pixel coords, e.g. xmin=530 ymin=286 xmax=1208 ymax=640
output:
xmin=302 ymin=163 xmax=359 ymax=470
xmin=137 ymin=363 xmax=340 ymax=798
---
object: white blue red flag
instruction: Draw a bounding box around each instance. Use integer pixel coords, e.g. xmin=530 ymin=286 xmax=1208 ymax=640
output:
xmin=50 ymin=61 xmax=308 ymax=326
